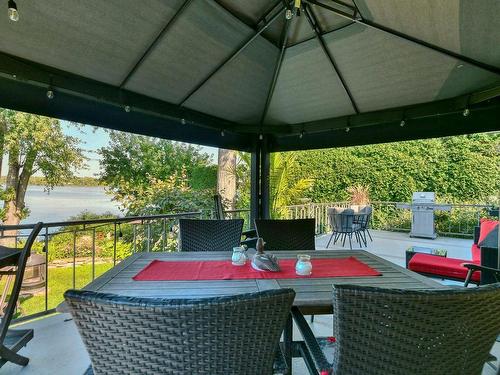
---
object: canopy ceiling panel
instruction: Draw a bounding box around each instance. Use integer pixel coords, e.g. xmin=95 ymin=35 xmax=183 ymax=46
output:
xmin=324 ymin=24 xmax=500 ymax=112
xmin=0 ymin=0 xmax=497 ymax=151
xmin=356 ymin=0 xmax=500 ymax=69
xmin=215 ymin=0 xmax=279 ymax=28
xmin=0 ymin=0 xmax=183 ymax=85
xmin=124 ymin=0 xmax=252 ymax=104
xmin=265 ymin=38 xmax=355 ymax=125
xmin=183 ymin=36 xmax=279 ymax=124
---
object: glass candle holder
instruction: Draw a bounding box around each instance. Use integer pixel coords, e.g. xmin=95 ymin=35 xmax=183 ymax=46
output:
xmin=295 ymin=254 xmax=312 ymax=276
xmin=231 ymin=247 xmax=247 ymax=266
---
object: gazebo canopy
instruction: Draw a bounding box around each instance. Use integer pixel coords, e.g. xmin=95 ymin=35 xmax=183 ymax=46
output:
xmin=0 ymin=0 xmax=498 ymax=151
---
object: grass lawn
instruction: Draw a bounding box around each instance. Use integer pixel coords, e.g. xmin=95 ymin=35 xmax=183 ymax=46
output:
xmin=14 ymin=262 xmax=114 ymax=318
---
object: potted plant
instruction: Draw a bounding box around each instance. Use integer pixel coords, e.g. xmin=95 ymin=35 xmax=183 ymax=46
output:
xmin=347 ymin=185 xmax=370 ymax=212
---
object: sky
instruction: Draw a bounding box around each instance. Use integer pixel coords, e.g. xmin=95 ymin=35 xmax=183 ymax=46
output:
xmin=62 ymin=121 xmax=218 ymax=178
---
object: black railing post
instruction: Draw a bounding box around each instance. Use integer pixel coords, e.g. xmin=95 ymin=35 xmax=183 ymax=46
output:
xmin=72 ymin=230 xmax=77 ymax=289
xmin=44 ymin=227 xmax=49 ymax=313
xmin=92 ymin=228 xmax=96 ymax=281
xmin=113 ymin=223 xmax=117 ymax=266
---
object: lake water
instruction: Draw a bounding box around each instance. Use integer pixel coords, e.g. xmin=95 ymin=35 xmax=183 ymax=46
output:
xmin=19 ymin=185 xmax=122 ymax=224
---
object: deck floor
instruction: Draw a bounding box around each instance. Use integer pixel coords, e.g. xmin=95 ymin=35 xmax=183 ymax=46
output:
xmin=3 ymin=230 xmax=498 ymax=375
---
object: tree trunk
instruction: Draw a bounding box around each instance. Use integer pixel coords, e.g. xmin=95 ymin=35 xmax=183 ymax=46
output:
xmin=1 ymin=149 xmax=20 ymax=245
xmin=217 ymin=149 xmax=237 ymax=210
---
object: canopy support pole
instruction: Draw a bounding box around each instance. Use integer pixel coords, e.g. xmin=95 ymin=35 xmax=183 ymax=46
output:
xmin=250 ymin=138 xmax=270 ymax=227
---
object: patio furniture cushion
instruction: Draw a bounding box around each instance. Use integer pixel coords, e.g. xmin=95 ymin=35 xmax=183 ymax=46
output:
xmin=408 ymin=253 xmax=481 ymax=282
xmin=479 ymin=223 xmax=498 ymax=249
xmin=479 ymin=218 xmax=499 ymax=246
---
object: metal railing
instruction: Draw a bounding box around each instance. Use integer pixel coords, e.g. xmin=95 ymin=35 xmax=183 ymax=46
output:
xmin=1 ymin=209 xmax=250 ymax=322
xmin=285 ymin=201 xmax=495 ymax=237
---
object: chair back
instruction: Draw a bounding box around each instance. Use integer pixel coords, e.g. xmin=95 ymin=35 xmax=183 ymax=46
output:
xmin=254 ymin=219 xmax=315 ymax=250
xmin=329 ymin=208 xmax=355 ymax=233
xmin=65 ymin=288 xmax=295 ymax=375
xmin=179 ymin=219 xmax=243 ymax=252
xmin=358 ymin=206 xmax=372 ymax=229
xmin=0 ymin=222 xmax=43 ymax=341
xmin=213 ymin=194 xmax=225 ymax=220
xmin=331 ymin=283 xmax=500 ymax=375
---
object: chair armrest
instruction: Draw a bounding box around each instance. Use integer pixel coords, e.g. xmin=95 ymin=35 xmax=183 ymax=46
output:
xmin=463 ymin=263 xmax=500 ymax=275
xmin=462 ymin=263 xmax=500 ymax=286
xmin=291 ymin=307 xmax=333 ymax=374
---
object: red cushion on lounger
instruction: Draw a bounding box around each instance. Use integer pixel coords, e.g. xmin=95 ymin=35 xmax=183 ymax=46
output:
xmin=471 ymin=243 xmax=481 ymax=262
xmin=479 ymin=218 xmax=499 ymax=245
xmin=408 ymin=253 xmax=480 ymax=282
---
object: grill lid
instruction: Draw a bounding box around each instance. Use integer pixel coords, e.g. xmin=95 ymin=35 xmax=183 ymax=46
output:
xmin=412 ymin=192 xmax=435 ymax=204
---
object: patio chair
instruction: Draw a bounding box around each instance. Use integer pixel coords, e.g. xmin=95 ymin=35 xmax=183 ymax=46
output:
xmin=408 ymin=219 xmax=498 ymax=284
xmin=292 ymin=283 xmax=500 ymax=375
xmin=356 ymin=206 xmax=373 ymax=243
xmin=0 ymin=222 xmax=43 ymax=368
xmin=65 ymin=288 xmax=295 ymax=375
xmin=254 ymin=219 xmax=316 ymax=251
xmin=326 ymin=208 xmax=364 ymax=250
xmin=179 ymin=219 xmax=243 ymax=252
xmin=213 ymin=194 xmax=257 ymax=248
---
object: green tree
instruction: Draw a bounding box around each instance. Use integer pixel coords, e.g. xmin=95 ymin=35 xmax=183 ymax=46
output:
xmin=0 ymin=109 xmax=86 ymax=226
xmin=269 ymin=152 xmax=313 ymax=218
xmin=292 ymin=134 xmax=499 ymax=204
xmin=98 ymin=132 xmax=216 ymax=214
xmin=232 ymin=152 xmax=313 ymax=218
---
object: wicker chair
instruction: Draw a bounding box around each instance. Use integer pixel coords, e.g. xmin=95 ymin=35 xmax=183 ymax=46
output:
xmin=178 ymin=219 xmax=243 ymax=252
xmin=213 ymin=194 xmax=257 ymax=248
xmin=254 ymin=219 xmax=316 ymax=251
xmin=65 ymin=288 xmax=295 ymax=375
xmin=0 ymin=222 xmax=43 ymax=368
xmin=292 ymin=283 xmax=500 ymax=375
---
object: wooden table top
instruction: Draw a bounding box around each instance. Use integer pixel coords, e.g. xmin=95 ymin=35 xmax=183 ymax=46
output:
xmin=81 ymin=250 xmax=445 ymax=314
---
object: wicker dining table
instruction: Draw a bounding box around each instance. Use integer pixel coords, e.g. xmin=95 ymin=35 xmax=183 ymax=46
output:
xmin=72 ymin=249 xmax=445 ymax=374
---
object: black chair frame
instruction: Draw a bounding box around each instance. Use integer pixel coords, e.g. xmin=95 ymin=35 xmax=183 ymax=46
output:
xmin=0 ymin=222 xmax=43 ymax=368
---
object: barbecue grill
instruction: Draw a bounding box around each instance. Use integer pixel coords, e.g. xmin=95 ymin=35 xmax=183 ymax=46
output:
xmin=397 ymin=192 xmax=451 ymax=239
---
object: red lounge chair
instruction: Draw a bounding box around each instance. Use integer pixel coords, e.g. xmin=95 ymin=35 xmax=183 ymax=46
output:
xmin=408 ymin=219 xmax=498 ymax=285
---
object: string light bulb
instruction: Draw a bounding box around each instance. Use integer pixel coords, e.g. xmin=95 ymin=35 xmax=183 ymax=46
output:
xmin=8 ymin=0 xmax=18 ymax=22
xmin=299 ymin=131 xmax=304 ymax=139
xmin=345 ymin=127 xmax=350 ymax=133
xmin=124 ymin=105 xmax=131 ymax=113
xmin=46 ymin=90 xmax=54 ymax=100
xmin=285 ymin=8 xmax=293 ymax=20
xmin=221 ymin=130 xmax=225 ymax=137
xmin=400 ymin=119 xmax=405 ymax=127
xmin=259 ymin=133 xmax=263 ymax=140
xmin=294 ymin=0 xmax=301 ymax=16
xmin=463 ymin=108 xmax=470 ymax=117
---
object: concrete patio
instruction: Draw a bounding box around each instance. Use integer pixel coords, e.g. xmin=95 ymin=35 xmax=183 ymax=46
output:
xmin=3 ymin=230 xmax=499 ymax=375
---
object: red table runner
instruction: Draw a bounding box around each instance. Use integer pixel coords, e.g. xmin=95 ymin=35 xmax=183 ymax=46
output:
xmin=133 ymin=256 xmax=381 ymax=281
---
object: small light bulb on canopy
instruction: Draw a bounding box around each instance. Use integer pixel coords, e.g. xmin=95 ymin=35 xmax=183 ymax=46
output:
xmin=8 ymin=0 xmax=18 ymax=22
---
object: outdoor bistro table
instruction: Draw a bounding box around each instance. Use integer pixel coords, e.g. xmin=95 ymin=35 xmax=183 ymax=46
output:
xmin=68 ymin=250 xmax=446 ymax=374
